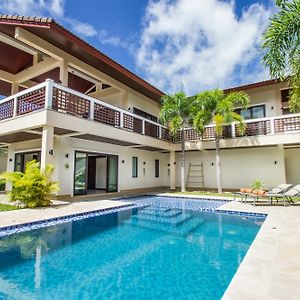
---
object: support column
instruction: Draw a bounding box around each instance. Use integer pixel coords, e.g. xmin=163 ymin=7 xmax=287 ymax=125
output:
xmin=11 ymin=82 xmax=19 ymax=95
xmin=41 ymin=126 xmax=54 ymax=169
xmin=5 ymin=145 xmax=14 ymax=191
xmin=59 ymin=60 xmax=68 ymax=86
xmin=169 ymin=151 xmax=176 ymax=190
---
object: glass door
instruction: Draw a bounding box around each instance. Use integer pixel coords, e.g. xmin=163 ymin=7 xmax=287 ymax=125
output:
xmin=74 ymin=152 xmax=87 ymax=195
xmin=107 ymin=155 xmax=118 ymax=192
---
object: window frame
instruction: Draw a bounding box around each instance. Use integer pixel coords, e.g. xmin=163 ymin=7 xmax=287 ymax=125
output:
xmin=235 ymin=104 xmax=266 ymax=120
xmin=155 ymin=159 xmax=159 ymax=178
xmin=132 ymin=156 xmax=138 ymax=178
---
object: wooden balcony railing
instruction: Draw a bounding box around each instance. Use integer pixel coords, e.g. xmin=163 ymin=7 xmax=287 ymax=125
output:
xmin=0 ymin=79 xmax=170 ymax=141
xmin=1 ymin=79 xmax=300 ymax=144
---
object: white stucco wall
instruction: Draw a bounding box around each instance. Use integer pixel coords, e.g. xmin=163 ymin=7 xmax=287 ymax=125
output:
xmin=285 ymin=148 xmax=300 ymax=184
xmin=127 ymin=91 xmax=161 ymax=118
xmin=176 ymin=146 xmax=286 ymax=190
xmin=0 ymin=152 xmax=7 ymax=174
xmin=53 ymin=137 xmax=170 ymax=195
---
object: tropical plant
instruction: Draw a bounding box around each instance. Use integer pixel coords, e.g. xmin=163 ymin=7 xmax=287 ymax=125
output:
xmin=0 ymin=179 xmax=5 ymax=191
xmin=251 ymin=179 xmax=265 ymax=190
xmin=0 ymin=160 xmax=59 ymax=208
xmin=160 ymin=91 xmax=193 ymax=192
xmin=261 ymin=0 xmax=300 ymax=112
xmin=192 ymin=89 xmax=250 ymax=193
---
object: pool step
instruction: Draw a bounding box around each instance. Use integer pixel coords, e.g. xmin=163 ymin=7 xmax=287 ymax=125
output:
xmin=124 ymin=217 xmax=205 ymax=236
xmin=139 ymin=208 xmax=182 ymax=218
xmin=131 ymin=212 xmax=192 ymax=226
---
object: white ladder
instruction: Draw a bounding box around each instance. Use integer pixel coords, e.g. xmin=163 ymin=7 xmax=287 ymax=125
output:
xmin=186 ymin=162 xmax=204 ymax=189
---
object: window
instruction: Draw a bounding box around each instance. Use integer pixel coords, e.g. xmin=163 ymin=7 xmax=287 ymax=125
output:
xmin=132 ymin=107 xmax=158 ymax=122
xmin=155 ymin=159 xmax=159 ymax=178
xmin=281 ymin=89 xmax=291 ymax=115
xmin=132 ymin=157 xmax=138 ymax=178
xmin=235 ymin=105 xmax=265 ymax=120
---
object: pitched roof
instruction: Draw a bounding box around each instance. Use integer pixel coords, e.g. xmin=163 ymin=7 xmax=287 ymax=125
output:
xmin=0 ymin=15 xmax=164 ymax=102
xmin=223 ymin=78 xmax=283 ymax=93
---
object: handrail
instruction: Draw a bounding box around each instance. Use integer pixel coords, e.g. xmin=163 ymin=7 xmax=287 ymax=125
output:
xmin=51 ymin=81 xmax=167 ymax=129
xmin=1 ymin=80 xmax=300 ymax=143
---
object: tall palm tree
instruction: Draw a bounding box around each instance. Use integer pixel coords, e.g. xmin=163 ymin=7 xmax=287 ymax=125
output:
xmin=261 ymin=0 xmax=300 ymax=111
xmin=192 ymin=89 xmax=249 ymax=193
xmin=160 ymin=91 xmax=193 ymax=192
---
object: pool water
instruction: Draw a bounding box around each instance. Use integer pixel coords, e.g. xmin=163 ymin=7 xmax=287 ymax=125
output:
xmin=0 ymin=197 xmax=262 ymax=300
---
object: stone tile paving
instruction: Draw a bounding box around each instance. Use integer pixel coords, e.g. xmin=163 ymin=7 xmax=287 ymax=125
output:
xmin=219 ymin=201 xmax=300 ymax=300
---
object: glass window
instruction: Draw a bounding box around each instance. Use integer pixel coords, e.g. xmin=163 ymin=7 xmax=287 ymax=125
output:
xmin=132 ymin=157 xmax=138 ymax=178
xmin=236 ymin=105 xmax=265 ymax=120
xmin=155 ymin=159 xmax=159 ymax=178
xmin=252 ymin=106 xmax=265 ymax=119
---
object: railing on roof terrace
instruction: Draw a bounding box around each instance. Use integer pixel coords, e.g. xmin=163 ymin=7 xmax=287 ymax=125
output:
xmin=0 ymin=79 xmax=171 ymax=142
xmin=1 ymin=79 xmax=300 ymax=143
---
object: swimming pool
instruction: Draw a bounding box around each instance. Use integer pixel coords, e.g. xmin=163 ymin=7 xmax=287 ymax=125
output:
xmin=0 ymin=196 xmax=263 ymax=299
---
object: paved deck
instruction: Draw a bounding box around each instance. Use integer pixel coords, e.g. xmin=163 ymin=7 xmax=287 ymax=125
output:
xmin=0 ymin=194 xmax=299 ymax=299
xmin=219 ymin=201 xmax=300 ymax=300
xmin=0 ymin=198 xmax=131 ymax=228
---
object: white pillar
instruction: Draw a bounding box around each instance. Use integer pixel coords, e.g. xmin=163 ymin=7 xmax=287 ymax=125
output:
xmin=169 ymin=151 xmax=176 ymax=190
xmin=11 ymin=82 xmax=19 ymax=95
xmin=5 ymin=145 xmax=14 ymax=191
xmin=59 ymin=60 xmax=69 ymax=86
xmin=41 ymin=126 xmax=54 ymax=169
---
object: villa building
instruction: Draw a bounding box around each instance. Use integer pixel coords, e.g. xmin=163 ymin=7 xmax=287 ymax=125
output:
xmin=0 ymin=15 xmax=299 ymax=196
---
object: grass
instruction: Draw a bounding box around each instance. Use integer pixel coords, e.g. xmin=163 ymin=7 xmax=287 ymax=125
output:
xmin=173 ymin=190 xmax=235 ymax=198
xmin=170 ymin=190 xmax=300 ymax=202
xmin=0 ymin=203 xmax=18 ymax=211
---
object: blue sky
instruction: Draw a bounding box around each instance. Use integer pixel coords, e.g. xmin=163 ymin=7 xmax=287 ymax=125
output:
xmin=0 ymin=0 xmax=276 ymax=95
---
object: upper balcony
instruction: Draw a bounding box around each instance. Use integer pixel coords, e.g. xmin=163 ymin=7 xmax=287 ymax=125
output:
xmin=0 ymin=79 xmax=300 ymax=150
xmin=0 ymin=79 xmax=172 ymax=150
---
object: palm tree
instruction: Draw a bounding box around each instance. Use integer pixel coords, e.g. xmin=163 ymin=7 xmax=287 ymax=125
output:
xmin=160 ymin=91 xmax=193 ymax=192
xmin=192 ymin=89 xmax=249 ymax=193
xmin=261 ymin=0 xmax=300 ymax=111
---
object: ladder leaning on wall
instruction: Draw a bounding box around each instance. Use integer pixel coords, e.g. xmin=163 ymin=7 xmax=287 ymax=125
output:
xmin=186 ymin=162 xmax=204 ymax=189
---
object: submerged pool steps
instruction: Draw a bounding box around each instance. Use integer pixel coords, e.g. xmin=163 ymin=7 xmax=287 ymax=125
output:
xmin=123 ymin=207 xmax=205 ymax=236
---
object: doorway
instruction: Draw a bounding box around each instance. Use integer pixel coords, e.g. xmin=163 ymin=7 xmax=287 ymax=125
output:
xmin=74 ymin=151 xmax=118 ymax=195
xmin=14 ymin=151 xmax=41 ymax=172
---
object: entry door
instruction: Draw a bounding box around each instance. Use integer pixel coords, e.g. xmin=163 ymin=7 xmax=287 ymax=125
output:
xmin=74 ymin=152 xmax=87 ymax=195
xmin=107 ymin=155 xmax=118 ymax=192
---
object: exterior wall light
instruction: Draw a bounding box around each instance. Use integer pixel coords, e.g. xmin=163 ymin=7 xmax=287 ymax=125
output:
xmin=49 ymin=149 xmax=54 ymax=155
xmin=65 ymin=154 xmax=69 ymax=158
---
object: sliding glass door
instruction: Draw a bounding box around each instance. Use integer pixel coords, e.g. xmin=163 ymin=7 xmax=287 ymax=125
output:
xmin=107 ymin=155 xmax=118 ymax=192
xmin=74 ymin=152 xmax=118 ymax=195
xmin=74 ymin=152 xmax=87 ymax=195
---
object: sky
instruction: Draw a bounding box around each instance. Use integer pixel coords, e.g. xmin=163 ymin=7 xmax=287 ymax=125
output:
xmin=0 ymin=0 xmax=276 ymax=95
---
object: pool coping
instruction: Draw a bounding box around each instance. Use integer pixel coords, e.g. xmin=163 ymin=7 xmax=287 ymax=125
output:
xmin=0 ymin=194 xmax=266 ymax=236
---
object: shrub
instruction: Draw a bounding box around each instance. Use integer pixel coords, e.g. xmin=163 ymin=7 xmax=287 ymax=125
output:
xmin=0 ymin=160 xmax=59 ymax=208
xmin=0 ymin=179 xmax=5 ymax=191
xmin=251 ymin=179 xmax=264 ymax=190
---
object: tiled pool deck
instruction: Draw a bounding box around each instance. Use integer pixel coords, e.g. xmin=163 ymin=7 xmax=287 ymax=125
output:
xmin=0 ymin=194 xmax=299 ymax=299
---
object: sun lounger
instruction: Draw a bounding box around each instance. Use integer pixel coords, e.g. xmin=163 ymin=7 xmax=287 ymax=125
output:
xmin=264 ymin=184 xmax=300 ymax=206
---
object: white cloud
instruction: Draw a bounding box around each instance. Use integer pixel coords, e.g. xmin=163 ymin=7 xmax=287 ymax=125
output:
xmin=98 ymin=29 xmax=131 ymax=50
xmin=137 ymin=0 xmax=273 ymax=95
xmin=65 ymin=18 xmax=97 ymax=37
xmin=0 ymin=0 xmax=97 ymax=38
xmin=0 ymin=0 xmax=64 ymax=17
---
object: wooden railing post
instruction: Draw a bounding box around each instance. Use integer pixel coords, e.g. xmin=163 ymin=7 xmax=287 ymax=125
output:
xmin=231 ymin=123 xmax=236 ymax=138
xmin=45 ymin=79 xmax=54 ymax=109
xmin=142 ymin=120 xmax=145 ymax=135
xmin=270 ymin=117 xmax=275 ymax=135
xmin=13 ymin=96 xmax=18 ymax=117
xmin=90 ymin=100 xmax=95 ymax=120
